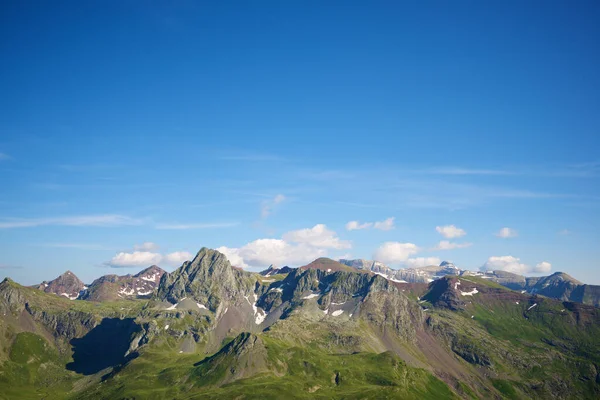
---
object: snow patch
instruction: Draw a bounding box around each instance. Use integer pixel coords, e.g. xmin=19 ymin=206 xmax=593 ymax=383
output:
xmin=141 ymin=273 xmax=159 ymax=282
xmin=515 ymin=301 xmax=519 ymax=305
xmin=454 ymin=281 xmax=461 ymax=290
xmin=166 ymin=303 xmax=177 ymax=310
xmin=118 ymin=287 xmax=135 ymax=296
xmin=527 ymin=303 xmax=537 ymax=311
xmin=262 ymin=279 xmax=275 ymax=283
xmin=164 ymin=325 xmax=169 ymax=330
xmin=331 ymin=302 xmax=345 ymax=305
xmin=331 ymin=310 xmax=344 ymax=317
xmin=323 ymin=309 xmax=329 ymax=315
xmin=460 ymin=288 xmax=479 ymax=296
xmin=196 ymin=303 xmax=207 ymax=310
xmin=245 ymin=293 xmax=268 ymax=325
xmin=426 ymin=279 xmax=434 ymax=283
xmin=269 ymin=288 xmax=283 ymax=293
xmin=137 ymin=290 xmax=152 ymax=296
xmin=302 ymin=293 xmax=320 ymax=299
xmin=60 ymin=293 xmax=78 ymax=300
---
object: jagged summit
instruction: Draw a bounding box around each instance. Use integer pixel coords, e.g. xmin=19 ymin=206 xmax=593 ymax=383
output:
xmin=155 ymin=247 xmax=254 ymax=310
xmin=259 ymin=264 xmax=294 ymax=276
xmin=439 ymin=261 xmax=458 ymax=269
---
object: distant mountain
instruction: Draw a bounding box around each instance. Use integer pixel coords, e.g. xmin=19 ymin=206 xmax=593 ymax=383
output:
xmin=259 ymin=265 xmax=294 ymax=276
xmin=483 ymin=270 xmax=600 ymax=307
xmin=81 ymin=265 xmax=166 ymax=301
xmin=339 ymin=258 xmax=460 ymax=283
xmin=33 ymin=270 xmax=86 ymax=300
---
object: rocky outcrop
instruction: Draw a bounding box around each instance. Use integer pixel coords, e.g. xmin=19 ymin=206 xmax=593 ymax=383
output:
xmin=192 ymin=332 xmax=270 ymax=386
xmin=422 ymin=277 xmax=465 ymax=311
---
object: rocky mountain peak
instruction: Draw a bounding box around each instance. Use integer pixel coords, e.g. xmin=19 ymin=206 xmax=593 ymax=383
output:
xmin=300 ymin=258 xmax=360 ymax=273
xmin=155 ymin=247 xmax=255 ymax=310
xmin=134 ymin=265 xmax=165 ymax=281
xmin=35 ymin=270 xmax=86 ymax=300
xmin=439 ymin=261 xmax=458 ymax=269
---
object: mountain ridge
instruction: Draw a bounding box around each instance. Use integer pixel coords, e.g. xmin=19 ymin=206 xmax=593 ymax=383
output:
xmin=1 ymin=247 xmax=599 ymax=399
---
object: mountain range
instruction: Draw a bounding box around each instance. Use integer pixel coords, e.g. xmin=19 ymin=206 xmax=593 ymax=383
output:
xmin=1 ymin=248 xmax=599 ymax=399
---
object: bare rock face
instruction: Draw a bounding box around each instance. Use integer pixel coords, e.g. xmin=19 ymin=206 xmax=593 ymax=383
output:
xmin=34 ymin=271 xmax=86 ymax=300
xmin=156 ymin=248 xmax=255 ymax=311
xmin=259 ymin=265 xmax=294 ymax=276
xmin=82 ymin=265 xmax=166 ymax=301
xmin=422 ymin=277 xmax=465 ymax=311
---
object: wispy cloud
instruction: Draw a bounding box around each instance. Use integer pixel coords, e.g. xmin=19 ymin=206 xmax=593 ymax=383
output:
xmin=57 ymin=163 xmax=123 ymax=172
xmin=0 ymin=214 xmax=143 ymax=229
xmin=0 ymin=152 xmax=11 ymax=161
xmin=261 ymin=194 xmax=286 ymax=218
xmin=346 ymin=217 xmax=395 ymax=231
xmin=0 ymin=263 xmax=23 ymax=269
xmin=218 ymin=152 xmax=283 ymax=162
xmin=420 ymin=167 xmax=512 ymax=176
xmin=41 ymin=243 xmax=110 ymax=250
xmin=433 ymin=240 xmax=473 ymax=250
xmin=496 ymin=227 xmax=518 ymax=238
xmin=155 ymin=222 xmax=239 ymax=230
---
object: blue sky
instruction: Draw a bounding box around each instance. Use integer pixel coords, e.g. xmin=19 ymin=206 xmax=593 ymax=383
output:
xmin=1 ymin=1 xmax=599 ymax=285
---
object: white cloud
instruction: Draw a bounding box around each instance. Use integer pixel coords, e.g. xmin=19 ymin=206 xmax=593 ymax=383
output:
xmin=283 ymin=224 xmax=351 ymax=249
xmin=404 ymin=257 xmax=441 ymax=268
xmin=106 ymin=244 xmax=192 ymax=268
xmin=533 ymin=261 xmax=552 ymax=273
xmin=435 ymin=225 xmax=466 ymax=238
xmin=216 ymin=246 xmax=249 ymax=269
xmin=373 ymin=217 xmax=395 ymax=231
xmin=557 ymin=229 xmax=571 ymax=235
xmin=373 ymin=242 xmax=419 ymax=264
xmin=345 ymin=221 xmax=373 ymax=231
xmin=261 ymin=194 xmax=286 ymax=218
xmin=218 ymin=240 xmax=325 ymax=269
xmin=134 ymin=242 xmax=159 ymax=251
xmin=480 ymin=256 xmax=551 ymax=275
xmin=345 ymin=217 xmax=394 ymax=231
xmin=496 ymin=227 xmax=518 ymax=238
xmin=155 ymin=222 xmax=238 ymax=230
xmin=108 ymin=251 xmax=163 ymax=268
xmin=0 ymin=153 xmax=11 ymax=160
xmin=42 ymin=243 xmax=108 ymax=250
xmin=216 ymin=224 xmax=349 ymax=268
xmin=434 ymin=240 xmax=473 ymax=250
xmin=0 ymin=214 xmax=142 ymax=229
xmin=163 ymin=251 xmax=193 ymax=266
